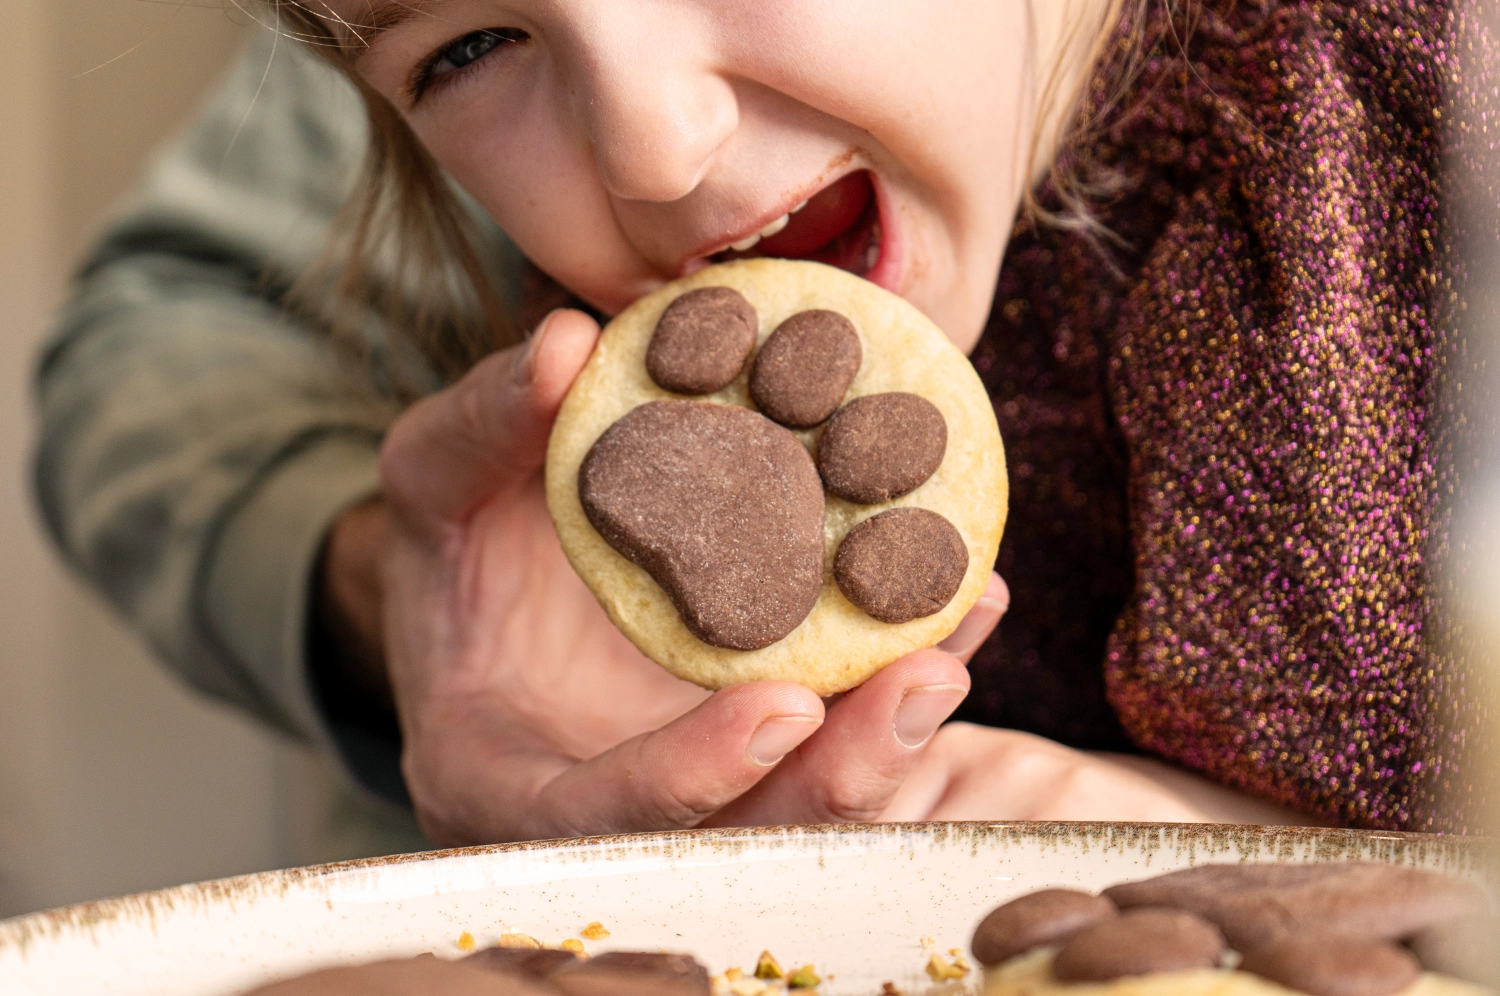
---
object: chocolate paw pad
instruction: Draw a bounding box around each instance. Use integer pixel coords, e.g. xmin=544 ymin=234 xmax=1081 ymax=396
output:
xmin=578 ymin=400 xmax=825 ymax=651
xmin=547 ymin=259 xmax=1007 ymax=694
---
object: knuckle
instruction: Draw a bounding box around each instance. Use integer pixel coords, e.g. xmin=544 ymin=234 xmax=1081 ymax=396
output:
xmin=816 ymin=777 xmax=888 ymax=824
xmin=648 ymin=775 xmax=724 ymax=828
xmin=402 ymin=752 xmax=466 ymax=846
xmin=454 ymin=373 xmax=490 ymax=446
xmin=378 ymin=406 xmax=431 ymax=509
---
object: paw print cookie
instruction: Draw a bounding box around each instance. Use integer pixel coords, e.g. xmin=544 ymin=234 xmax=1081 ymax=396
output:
xmin=546 ymin=259 xmax=1007 ymax=695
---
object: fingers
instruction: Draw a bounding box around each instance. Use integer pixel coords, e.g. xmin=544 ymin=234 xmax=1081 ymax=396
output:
xmin=702 ymin=648 xmax=970 ymax=826
xmin=532 ymin=681 xmax=823 ymax=838
xmin=407 ymin=681 xmax=825 ymax=844
xmin=937 ymin=572 xmax=1009 ymax=662
xmin=380 ymin=309 xmax=601 ymax=525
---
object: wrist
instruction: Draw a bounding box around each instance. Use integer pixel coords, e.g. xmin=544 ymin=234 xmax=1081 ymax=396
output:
xmin=1089 ymin=752 xmax=1333 ymax=827
xmin=311 ymin=495 xmax=395 ymax=718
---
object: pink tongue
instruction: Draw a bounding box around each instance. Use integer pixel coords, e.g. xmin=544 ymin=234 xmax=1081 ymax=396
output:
xmin=755 ymin=171 xmax=873 ymax=258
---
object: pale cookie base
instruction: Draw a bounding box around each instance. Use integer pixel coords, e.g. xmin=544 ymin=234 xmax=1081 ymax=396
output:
xmin=983 ymin=948 xmax=1492 ymax=996
xmin=546 ymin=259 xmax=1007 ymax=695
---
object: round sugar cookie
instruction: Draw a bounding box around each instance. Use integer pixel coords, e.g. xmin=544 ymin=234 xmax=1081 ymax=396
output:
xmin=545 ymin=258 xmax=1007 ymax=695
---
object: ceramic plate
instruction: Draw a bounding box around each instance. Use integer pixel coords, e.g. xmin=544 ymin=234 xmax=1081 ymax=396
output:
xmin=0 ymin=823 xmax=1491 ymax=996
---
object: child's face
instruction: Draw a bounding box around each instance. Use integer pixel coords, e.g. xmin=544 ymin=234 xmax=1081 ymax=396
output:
xmin=338 ymin=0 xmax=1042 ymax=351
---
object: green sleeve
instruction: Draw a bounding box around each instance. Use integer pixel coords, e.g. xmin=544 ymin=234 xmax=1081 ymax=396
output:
xmin=32 ymin=30 xmax=523 ymax=804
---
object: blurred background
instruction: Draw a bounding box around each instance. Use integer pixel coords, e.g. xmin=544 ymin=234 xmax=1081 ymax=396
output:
xmin=0 ymin=0 xmax=350 ymax=919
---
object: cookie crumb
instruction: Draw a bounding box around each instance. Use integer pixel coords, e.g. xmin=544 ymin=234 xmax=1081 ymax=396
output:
xmin=731 ymin=977 xmax=769 ymax=996
xmin=787 ymin=964 xmax=822 ymax=988
xmin=581 ymin=921 xmax=611 ymax=940
xmin=925 ymin=952 xmax=969 ymax=982
xmin=755 ymin=951 xmax=785 ymax=979
xmin=560 ymin=938 xmax=587 ymax=956
xmin=499 ymin=932 xmax=542 ymax=949
xmin=457 ymin=932 xmax=476 ymax=952
xmin=881 ymin=983 xmax=903 ymax=996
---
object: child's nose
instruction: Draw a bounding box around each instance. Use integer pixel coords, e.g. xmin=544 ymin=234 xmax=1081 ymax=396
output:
xmin=568 ymin=17 xmax=739 ymax=203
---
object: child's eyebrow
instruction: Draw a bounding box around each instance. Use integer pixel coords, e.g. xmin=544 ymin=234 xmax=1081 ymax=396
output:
xmin=345 ymin=0 xmax=444 ymax=41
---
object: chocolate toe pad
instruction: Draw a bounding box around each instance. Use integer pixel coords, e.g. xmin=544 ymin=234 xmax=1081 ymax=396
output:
xmin=834 ymin=507 xmax=968 ymax=623
xmin=1240 ymin=936 xmax=1421 ymax=996
xmin=647 ymin=287 xmax=759 ymax=394
xmin=971 ymin=889 xmax=1118 ymax=967
xmin=1052 ymin=909 xmax=1226 ymax=983
xmin=1103 ymin=860 xmax=1493 ymax=950
xmin=551 ymin=952 xmax=710 ymax=996
xmin=749 ymin=310 xmax=862 ymax=427
xmin=819 ymin=392 xmax=947 ymax=504
xmin=465 ymin=947 xmax=579 ymax=977
xmin=579 ymin=401 xmax=825 ymax=650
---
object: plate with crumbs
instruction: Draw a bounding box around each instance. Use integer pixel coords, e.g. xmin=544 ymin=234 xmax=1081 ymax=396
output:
xmin=0 ymin=823 xmax=1491 ymax=996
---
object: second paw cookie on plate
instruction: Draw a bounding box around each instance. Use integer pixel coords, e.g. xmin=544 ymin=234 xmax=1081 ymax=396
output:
xmin=546 ymin=258 xmax=1007 ymax=695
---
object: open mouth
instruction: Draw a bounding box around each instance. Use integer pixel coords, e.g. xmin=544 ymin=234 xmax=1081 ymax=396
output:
xmin=710 ymin=171 xmax=883 ymax=279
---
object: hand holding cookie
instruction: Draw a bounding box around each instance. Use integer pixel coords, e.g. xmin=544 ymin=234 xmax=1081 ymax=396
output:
xmin=370 ymin=285 xmax=1006 ymax=845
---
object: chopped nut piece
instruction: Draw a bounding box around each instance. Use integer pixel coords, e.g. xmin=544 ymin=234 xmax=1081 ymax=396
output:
xmin=755 ymin=952 xmax=785 ymax=979
xmin=725 ymin=968 xmax=744 ymax=982
xmin=924 ymin=953 xmax=969 ymax=982
xmin=560 ymin=938 xmax=587 ymax=955
xmin=457 ymin=932 xmax=477 ymax=952
xmin=920 ymin=937 xmax=937 ymax=952
xmin=730 ymin=977 xmax=769 ymax=996
xmin=881 ymin=983 xmax=903 ymax=996
xmin=580 ymin=921 xmax=611 ymax=940
xmin=787 ymin=965 xmax=821 ymax=989
xmin=499 ymin=932 xmax=543 ymax=949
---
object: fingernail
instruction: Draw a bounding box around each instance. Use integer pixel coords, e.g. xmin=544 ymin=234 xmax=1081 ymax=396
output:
xmin=937 ymin=597 xmax=1008 ymax=657
xmin=894 ymin=684 xmax=967 ymax=748
xmin=519 ymin=310 xmax=563 ymax=385
xmin=748 ymin=716 xmax=821 ymax=766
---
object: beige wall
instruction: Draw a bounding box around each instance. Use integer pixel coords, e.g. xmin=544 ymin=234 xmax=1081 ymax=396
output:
xmin=0 ymin=0 xmax=311 ymax=917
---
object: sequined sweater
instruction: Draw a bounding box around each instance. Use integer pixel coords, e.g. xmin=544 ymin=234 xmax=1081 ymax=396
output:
xmin=958 ymin=0 xmax=1494 ymax=831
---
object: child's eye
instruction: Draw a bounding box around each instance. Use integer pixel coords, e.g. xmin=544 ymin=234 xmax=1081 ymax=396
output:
xmin=412 ymin=27 xmax=528 ymax=101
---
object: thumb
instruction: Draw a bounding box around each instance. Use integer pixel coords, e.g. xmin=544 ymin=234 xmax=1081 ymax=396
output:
xmin=937 ymin=572 xmax=1009 ymax=663
xmin=380 ymin=309 xmax=600 ymax=525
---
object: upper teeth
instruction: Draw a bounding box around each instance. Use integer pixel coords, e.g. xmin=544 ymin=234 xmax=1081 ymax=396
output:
xmin=729 ymin=211 xmax=792 ymax=252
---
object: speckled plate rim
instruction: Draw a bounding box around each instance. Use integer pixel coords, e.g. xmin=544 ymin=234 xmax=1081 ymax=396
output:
xmin=2 ymin=821 xmax=1490 ymax=960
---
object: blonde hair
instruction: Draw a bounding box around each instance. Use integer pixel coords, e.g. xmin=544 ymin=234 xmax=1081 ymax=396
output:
xmin=264 ymin=0 xmax=1170 ymax=391
xmin=264 ymin=3 xmax=520 ymax=399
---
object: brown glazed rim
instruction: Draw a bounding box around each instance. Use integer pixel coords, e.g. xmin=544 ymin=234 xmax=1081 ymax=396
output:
xmin=1 ymin=821 xmax=1492 ymax=957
